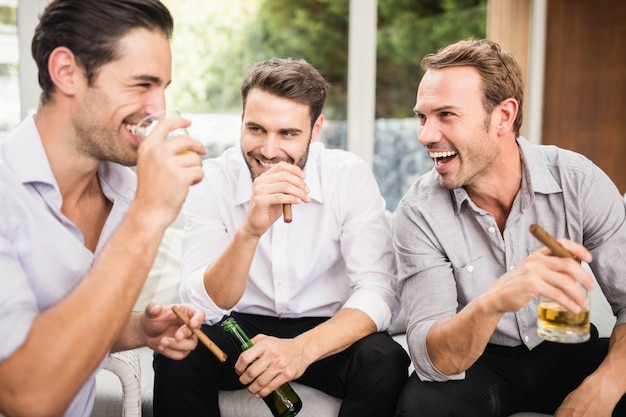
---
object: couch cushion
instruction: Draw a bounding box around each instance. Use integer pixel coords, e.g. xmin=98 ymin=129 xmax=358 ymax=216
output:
xmin=219 ymin=384 xmax=341 ymax=417
xmin=132 ymin=346 xmax=341 ymax=417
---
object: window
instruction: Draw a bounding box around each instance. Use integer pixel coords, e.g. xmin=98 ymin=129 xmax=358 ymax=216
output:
xmin=0 ymin=0 xmax=19 ymax=138
xmin=163 ymin=0 xmax=487 ymax=210
xmin=13 ymin=0 xmax=486 ymax=210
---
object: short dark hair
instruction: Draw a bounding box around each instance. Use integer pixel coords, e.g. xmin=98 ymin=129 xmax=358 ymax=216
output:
xmin=421 ymin=38 xmax=524 ymax=136
xmin=32 ymin=0 xmax=174 ymax=104
xmin=241 ymin=58 xmax=329 ymax=129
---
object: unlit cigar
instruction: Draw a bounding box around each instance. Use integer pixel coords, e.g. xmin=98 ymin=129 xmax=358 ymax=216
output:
xmin=171 ymin=306 xmax=227 ymax=362
xmin=283 ymin=203 xmax=292 ymax=223
xmin=529 ymin=224 xmax=578 ymax=262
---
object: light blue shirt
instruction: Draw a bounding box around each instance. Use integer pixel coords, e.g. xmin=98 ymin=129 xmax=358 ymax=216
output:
xmin=394 ymin=137 xmax=626 ymax=382
xmin=0 ymin=116 xmax=136 ymax=417
xmin=181 ymin=142 xmax=400 ymax=330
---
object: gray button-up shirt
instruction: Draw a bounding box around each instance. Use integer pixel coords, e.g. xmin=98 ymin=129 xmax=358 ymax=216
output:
xmin=394 ymin=137 xmax=626 ymax=382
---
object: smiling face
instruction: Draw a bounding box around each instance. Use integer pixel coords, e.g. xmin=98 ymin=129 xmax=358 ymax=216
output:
xmin=70 ymin=28 xmax=172 ymax=166
xmin=240 ymin=88 xmax=323 ymax=180
xmin=414 ymin=66 xmax=501 ymax=190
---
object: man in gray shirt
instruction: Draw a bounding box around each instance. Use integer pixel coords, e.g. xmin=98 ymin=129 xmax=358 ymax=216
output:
xmin=393 ymin=38 xmax=626 ymax=416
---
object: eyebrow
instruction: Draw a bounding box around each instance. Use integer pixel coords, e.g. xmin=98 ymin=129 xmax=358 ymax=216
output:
xmin=131 ymin=74 xmax=171 ymax=87
xmin=280 ymin=127 xmax=303 ymax=135
xmin=244 ymin=122 xmax=303 ymax=135
xmin=414 ymin=104 xmax=459 ymax=115
xmin=244 ymin=121 xmax=265 ymax=130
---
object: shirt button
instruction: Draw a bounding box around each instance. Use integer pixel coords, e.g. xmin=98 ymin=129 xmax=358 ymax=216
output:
xmin=488 ymin=226 xmax=496 ymax=234
xmin=524 ymin=335 xmax=529 ymax=343
xmin=468 ymin=265 xmax=474 ymax=272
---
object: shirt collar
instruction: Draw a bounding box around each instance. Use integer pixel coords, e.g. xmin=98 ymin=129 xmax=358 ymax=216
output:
xmin=452 ymin=136 xmax=562 ymax=214
xmin=516 ymin=136 xmax=562 ymax=195
xmin=2 ymin=115 xmax=57 ymax=190
xmin=234 ymin=142 xmax=324 ymax=206
xmin=2 ymin=115 xmax=136 ymax=204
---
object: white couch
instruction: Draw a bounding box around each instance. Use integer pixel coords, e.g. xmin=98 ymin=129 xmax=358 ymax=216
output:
xmin=91 ymin=212 xmax=618 ymax=417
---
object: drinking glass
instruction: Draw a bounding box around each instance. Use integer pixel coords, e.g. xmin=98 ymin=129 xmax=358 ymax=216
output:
xmin=133 ymin=110 xmax=192 ymax=152
xmin=537 ymin=292 xmax=590 ymax=343
xmin=531 ymin=223 xmax=591 ymax=343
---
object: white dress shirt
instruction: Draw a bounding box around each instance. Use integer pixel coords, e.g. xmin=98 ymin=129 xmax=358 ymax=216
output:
xmin=0 ymin=116 xmax=136 ymax=417
xmin=180 ymin=142 xmax=400 ymax=329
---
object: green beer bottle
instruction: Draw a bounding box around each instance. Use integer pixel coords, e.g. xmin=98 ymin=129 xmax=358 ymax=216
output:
xmin=221 ymin=317 xmax=303 ymax=417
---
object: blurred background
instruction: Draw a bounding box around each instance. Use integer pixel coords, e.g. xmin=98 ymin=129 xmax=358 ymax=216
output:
xmin=2 ymin=0 xmax=624 ymax=210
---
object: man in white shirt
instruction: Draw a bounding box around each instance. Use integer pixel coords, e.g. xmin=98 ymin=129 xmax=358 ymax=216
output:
xmin=153 ymin=58 xmax=409 ymax=417
xmin=0 ymin=1 xmax=206 ymax=416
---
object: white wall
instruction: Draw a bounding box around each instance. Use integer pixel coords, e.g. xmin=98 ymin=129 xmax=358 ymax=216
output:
xmin=17 ymin=0 xmax=48 ymax=118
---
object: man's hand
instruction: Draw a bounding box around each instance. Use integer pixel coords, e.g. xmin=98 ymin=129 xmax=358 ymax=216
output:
xmin=234 ymin=334 xmax=308 ymax=398
xmin=555 ymin=373 xmax=621 ymax=417
xmin=133 ymin=116 xmax=206 ymax=230
xmin=242 ymin=162 xmax=309 ymax=238
xmin=482 ymin=239 xmax=593 ymax=315
xmin=141 ymin=303 xmax=205 ymax=360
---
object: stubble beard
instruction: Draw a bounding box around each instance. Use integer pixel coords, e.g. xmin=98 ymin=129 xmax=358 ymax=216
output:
xmin=72 ymin=108 xmax=136 ymax=167
xmin=243 ymin=138 xmax=311 ymax=181
xmin=439 ymin=126 xmax=496 ymax=191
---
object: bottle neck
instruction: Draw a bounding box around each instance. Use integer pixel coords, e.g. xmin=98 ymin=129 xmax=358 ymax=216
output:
xmin=222 ymin=318 xmax=254 ymax=353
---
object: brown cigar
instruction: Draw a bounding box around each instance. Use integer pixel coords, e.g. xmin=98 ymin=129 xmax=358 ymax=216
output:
xmin=283 ymin=203 xmax=292 ymax=223
xmin=171 ymin=306 xmax=227 ymax=362
xmin=529 ymin=224 xmax=578 ymax=262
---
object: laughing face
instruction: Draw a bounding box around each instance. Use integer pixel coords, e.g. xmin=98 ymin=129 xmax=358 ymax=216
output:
xmin=414 ymin=66 xmax=500 ymax=191
xmin=70 ymin=28 xmax=172 ymax=166
xmin=240 ymin=88 xmax=322 ymax=181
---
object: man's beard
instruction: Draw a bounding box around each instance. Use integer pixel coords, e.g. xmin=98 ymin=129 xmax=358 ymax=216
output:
xmin=243 ymin=138 xmax=311 ymax=181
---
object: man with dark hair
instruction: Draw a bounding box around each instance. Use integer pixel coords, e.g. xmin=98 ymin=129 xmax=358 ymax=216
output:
xmin=0 ymin=1 xmax=206 ymax=416
xmin=153 ymin=58 xmax=409 ymax=417
xmin=393 ymin=38 xmax=626 ymax=416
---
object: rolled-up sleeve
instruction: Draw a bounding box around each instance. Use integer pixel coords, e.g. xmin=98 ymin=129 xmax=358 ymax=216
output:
xmin=393 ymin=181 xmax=465 ymax=382
xmin=179 ymin=170 xmax=235 ymax=325
xmin=338 ymin=159 xmax=400 ymax=331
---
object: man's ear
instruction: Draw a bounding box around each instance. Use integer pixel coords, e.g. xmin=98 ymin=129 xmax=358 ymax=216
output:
xmin=495 ymin=98 xmax=518 ymax=136
xmin=310 ymin=114 xmax=324 ymax=143
xmin=47 ymin=46 xmax=82 ymax=97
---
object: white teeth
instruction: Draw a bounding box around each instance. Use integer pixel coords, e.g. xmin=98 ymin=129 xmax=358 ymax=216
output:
xmin=125 ymin=124 xmax=136 ymax=133
xmin=259 ymin=161 xmax=276 ymax=169
xmin=429 ymin=151 xmax=457 ymax=158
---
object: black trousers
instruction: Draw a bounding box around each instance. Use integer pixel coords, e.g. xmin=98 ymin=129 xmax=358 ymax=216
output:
xmin=153 ymin=312 xmax=410 ymax=417
xmin=394 ymin=326 xmax=626 ymax=417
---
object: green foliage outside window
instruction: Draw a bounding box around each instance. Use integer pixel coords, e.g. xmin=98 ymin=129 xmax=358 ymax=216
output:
xmin=163 ymin=0 xmax=486 ymax=119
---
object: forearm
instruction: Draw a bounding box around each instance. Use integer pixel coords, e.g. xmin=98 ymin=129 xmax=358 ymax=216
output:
xmin=111 ymin=312 xmax=145 ymax=352
xmin=203 ymin=227 xmax=259 ymax=309
xmin=427 ymin=294 xmax=504 ymax=376
xmin=585 ymin=323 xmax=626 ymax=400
xmin=0 ymin=206 xmax=166 ymax=415
xmin=295 ymin=308 xmax=377 ymax=366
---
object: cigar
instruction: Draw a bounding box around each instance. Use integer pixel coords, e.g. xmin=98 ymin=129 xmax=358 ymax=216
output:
xmin=171 ymin=306 xmax=227 ymax=362
xmin=529 ymin=224 xmax=578 ymax=262
xmin=283 ymin=203 xmax=292 ymax=223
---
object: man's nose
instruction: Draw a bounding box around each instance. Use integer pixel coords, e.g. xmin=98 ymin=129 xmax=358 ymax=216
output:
xmin=261 ymin=134 xmax=281 ymax=159
xmin=418 ymin=119 xmax=442 ymax=145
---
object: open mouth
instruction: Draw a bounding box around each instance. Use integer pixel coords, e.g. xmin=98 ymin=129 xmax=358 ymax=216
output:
xmin=124 ymin=123 xmax=139 ymax=136
xmin=258 ymin=159 xmax=277 ymax=170
xmin=429 ymin=150 xmax=458 ymax=167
